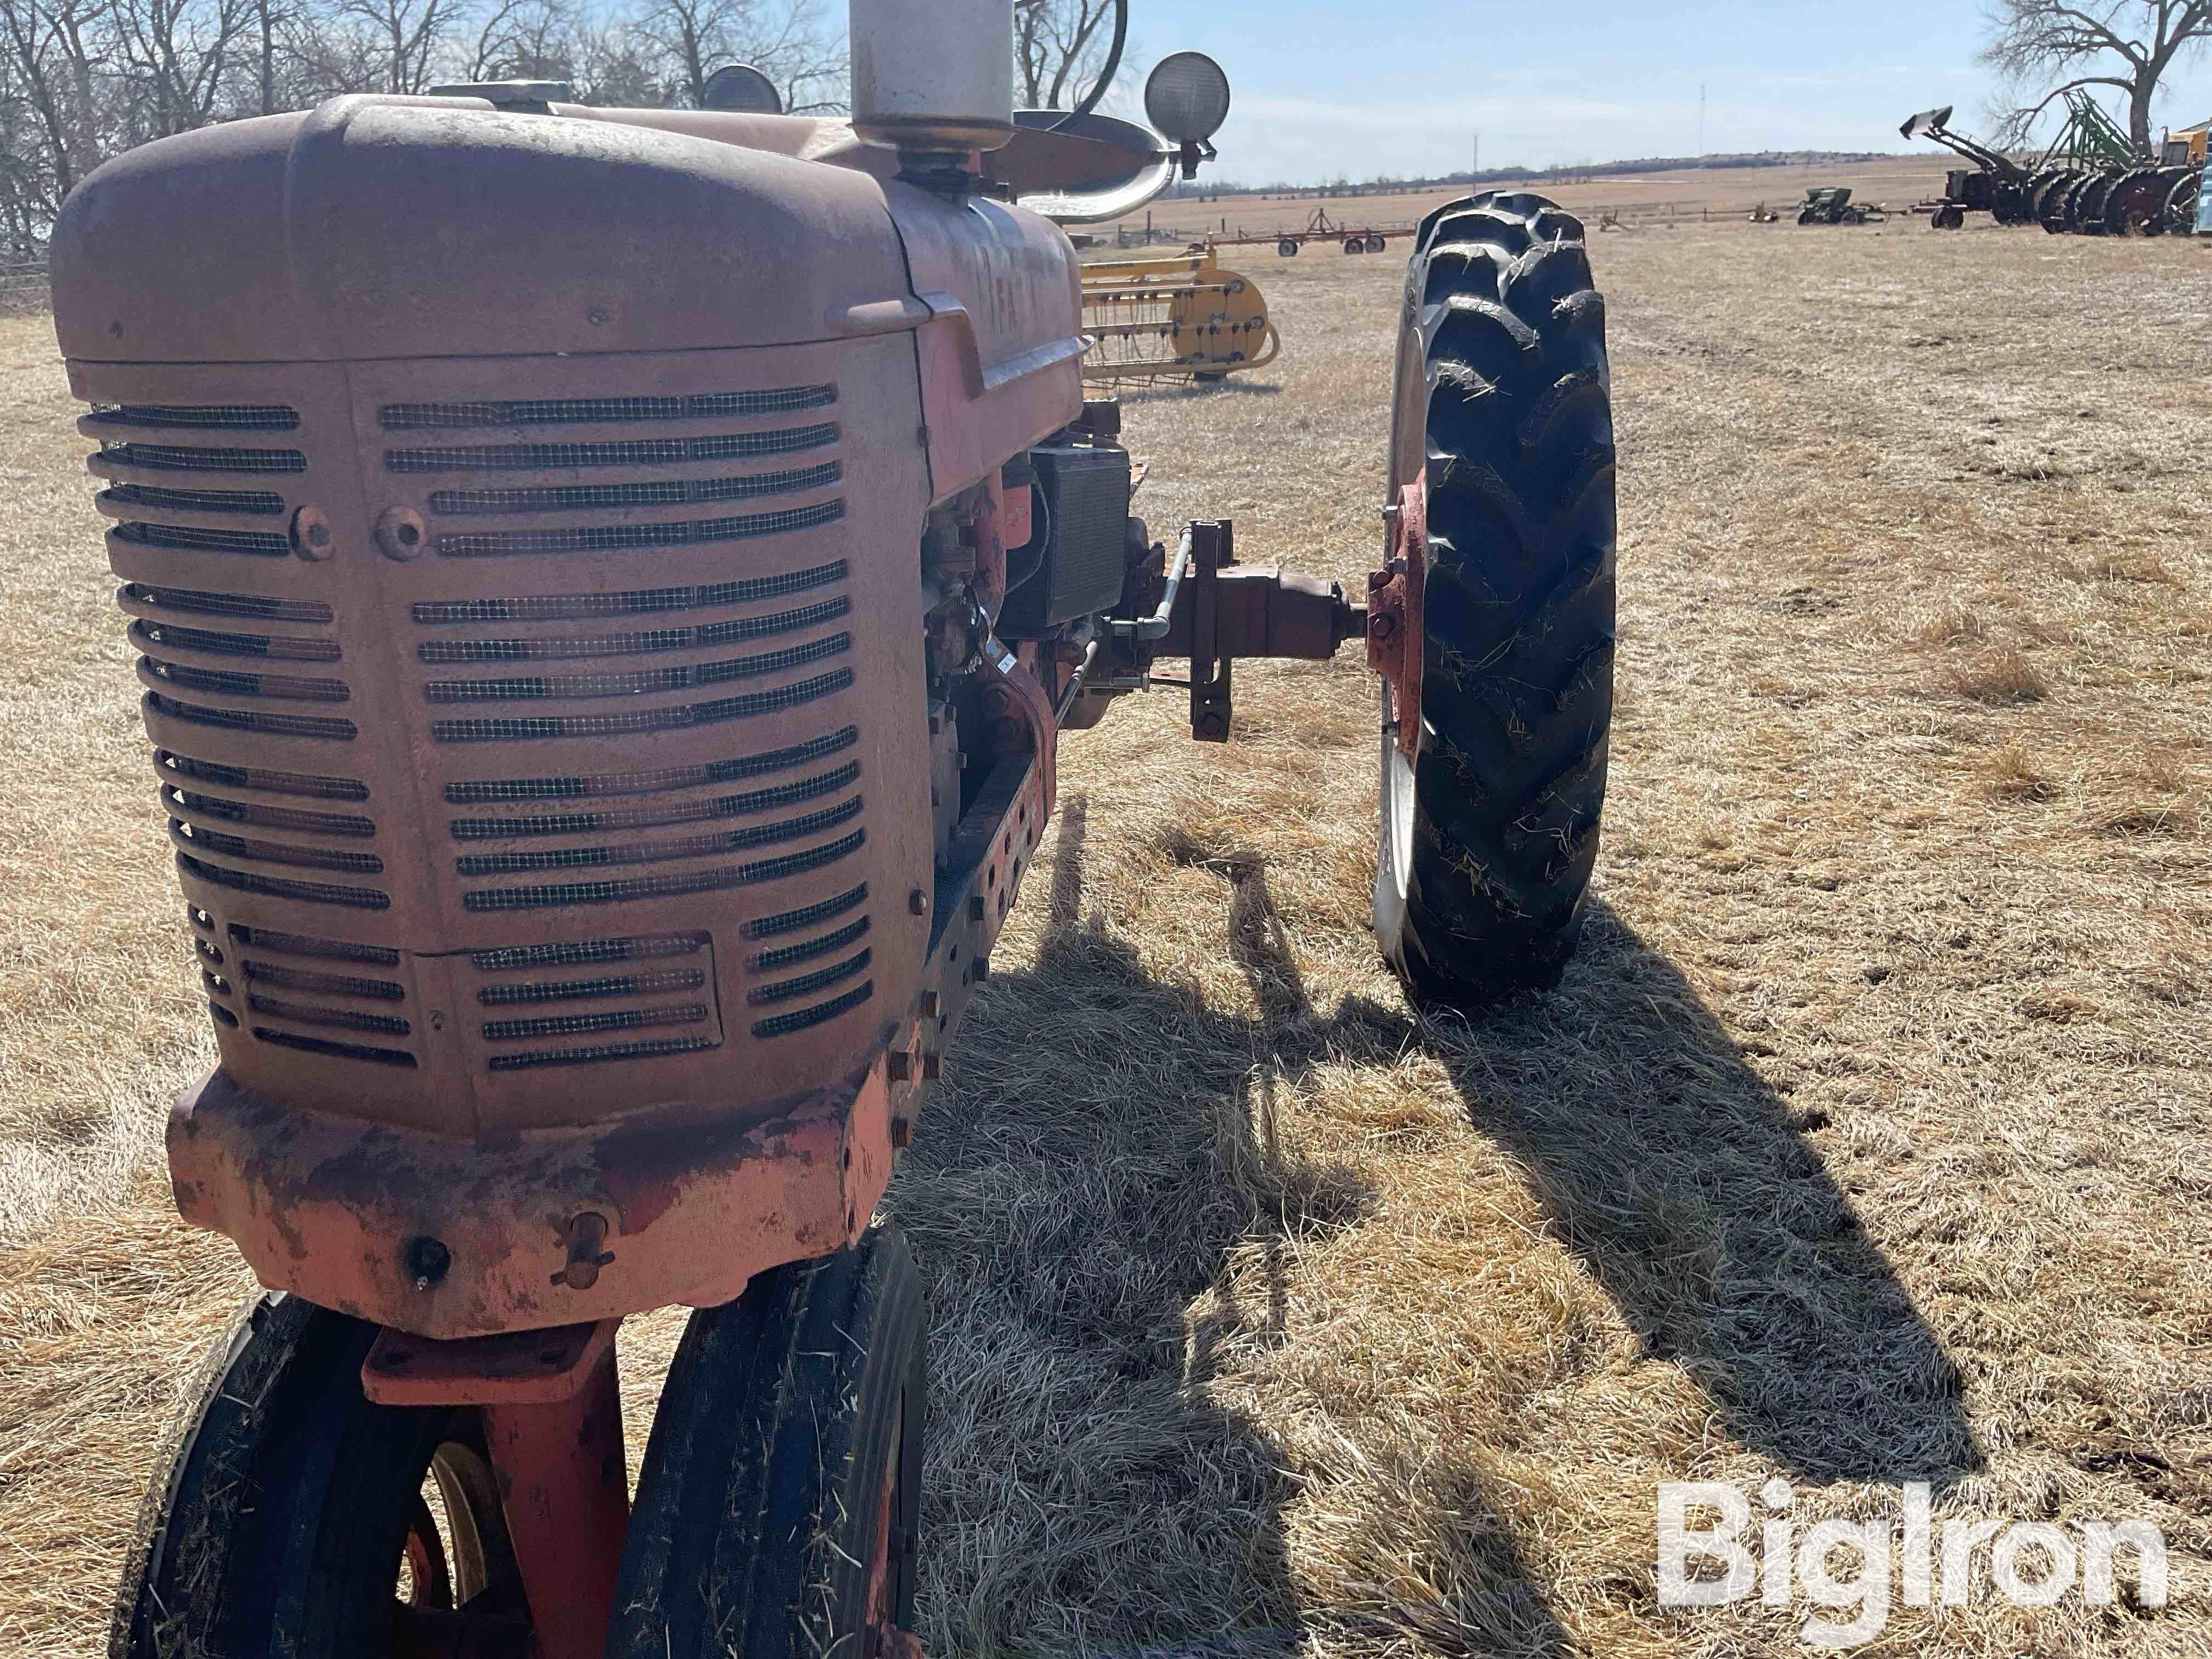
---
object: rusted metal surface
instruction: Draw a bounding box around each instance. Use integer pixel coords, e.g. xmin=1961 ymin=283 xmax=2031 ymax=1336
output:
xmin=1150 ymin=521 xmax=1363 ymax=742
xmin=888 ymin=182 xmax=1087 ymax=503
xmin=482 ymin=1341 xmax=628 ymax=1659
xmin=363 ymin=1317 xmax=619 ymax=1406
xmin=1367 ymin=472 xmax=1426 ymax=760
xmin=53 ymin=99 xmax=916 ymax=364
xmin=169 ymin=1054 xmax=900 ymax=1338
xmin=1160 ymin=562 xmax=1362 ymax=663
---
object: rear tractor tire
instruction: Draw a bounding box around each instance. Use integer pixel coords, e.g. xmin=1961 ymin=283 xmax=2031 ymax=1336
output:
xmin=1373 ymin=191 xmax=1616 ymax=1010
xmin=607 ymin=1226 xmax=927 ymax=1659
xmin=2075 ymin=171 xmax=2119 ymax=233
xmin=2039 ymin=169 xmax=2085 ymax=232
xmin=2167 ymin=168 xmax=2203 ymax=236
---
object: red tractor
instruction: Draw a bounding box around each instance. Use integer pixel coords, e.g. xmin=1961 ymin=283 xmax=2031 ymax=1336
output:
xmin=51 ymin=1 xmax=1615 ymax=1651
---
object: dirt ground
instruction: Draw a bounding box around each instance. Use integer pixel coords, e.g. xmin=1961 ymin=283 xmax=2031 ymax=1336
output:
xmin=1113 ymin=156 xmax=1950 ymax=245
xmin=2 ymin=208 xmax=2208 ymax=1655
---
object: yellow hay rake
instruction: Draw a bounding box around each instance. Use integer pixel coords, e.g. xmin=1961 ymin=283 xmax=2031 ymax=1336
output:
xmin=1080 ymin=250 xmax=1279 ymax=385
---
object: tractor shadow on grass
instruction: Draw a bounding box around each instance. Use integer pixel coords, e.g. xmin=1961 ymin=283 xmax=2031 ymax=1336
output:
xmin=887 ymin=795 xmax=1567 ymax=1656
xmin=892 ymin=797 xmax=1984 ymax=1650
xmin=1415 ymin=896 xmax=1987 ymax=1491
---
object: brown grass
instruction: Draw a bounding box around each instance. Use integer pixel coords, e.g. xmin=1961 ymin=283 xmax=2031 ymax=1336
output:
xmin=4 ymin=212 xmax=2211 ymax=1656
xmin=1945 ymin=646 xmax=2050 ymax=706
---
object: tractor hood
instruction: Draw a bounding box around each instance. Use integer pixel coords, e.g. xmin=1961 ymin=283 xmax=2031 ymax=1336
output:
xmin=51 ymin=95 xmax=922 ymax=363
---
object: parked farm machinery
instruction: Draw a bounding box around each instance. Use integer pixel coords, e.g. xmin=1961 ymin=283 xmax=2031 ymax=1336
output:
xmin=1903 ymin=96 xmax=2203 ymax=235
xmin=49 ymin=0 xmax=1617 ymax=1654
xmin=1797 ymin=187 xmax=1886 ymax=224
xmin=1080 ymin=249 xmax=1278 ymax=384
xmin=1213 ymin=205 xmax=1409 ymax=256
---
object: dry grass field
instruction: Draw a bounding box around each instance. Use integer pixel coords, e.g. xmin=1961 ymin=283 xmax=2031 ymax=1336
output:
xmin=3 ymin=210 xmax=2209 ymax=1656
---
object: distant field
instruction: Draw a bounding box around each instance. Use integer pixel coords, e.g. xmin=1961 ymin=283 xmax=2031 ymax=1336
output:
xmin=3 ymin=211 xmax=2209 ymax=1656
xmin=1106 ymin=155 xmax=1953 ymax=245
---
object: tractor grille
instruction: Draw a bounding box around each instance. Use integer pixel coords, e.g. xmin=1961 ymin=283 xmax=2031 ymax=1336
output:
xmin=394 ymin=376 xmax=874 ymax=1073
xmin=100 ymin=364 xmax=895 ymax=1115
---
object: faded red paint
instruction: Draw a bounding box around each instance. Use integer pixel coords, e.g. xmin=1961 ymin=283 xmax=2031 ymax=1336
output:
xmin=1367 ymin=471 xmax=1427 ymax=760
xmin=482 ymin=1343 xmax=629 ymax=1659
xmin=169 ymin=1057 xmax=899 ymax=1339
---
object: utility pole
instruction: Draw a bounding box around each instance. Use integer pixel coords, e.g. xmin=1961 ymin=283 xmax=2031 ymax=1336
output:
xmin=1698 ymin=83 xmax=1706 ymax=159
xmin=1472 ymin=132 xmax=1479 ymax=179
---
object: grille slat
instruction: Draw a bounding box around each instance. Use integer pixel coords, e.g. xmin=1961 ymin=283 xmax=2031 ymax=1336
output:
xmin=462 ymin=826 xmax=864 ymax=912
xmin=252 ymin=1028 xmax=415 ymax=1065
xmin=478 ymin=970 xmax=706 ymax=1007
xmin=98 ymin=443 xmax=307 ymax=474
xmin=451 ymin=760 xmax=857 ymax=840
xmin=388 ymin=423 xmax=838 ymax=473
xmin=121 ymin=584 xmax=334 ymax=625
xmin=425 ymin=633 xmax=848 ymax=704
xmin=179 ymin=851 xmax=390 ymax=910
xmin=431 ymin=668 xmax=850 ymax=743
xmin=149 ymin=693 xmax=358 ymax=741
xmin=87 ymin=404 xmax=300 ymax=431
xmin=380 ymin=386 xmax=836 ymax=430
xmin=746 ymin=882 xmax=868 ymax=941
xmin=228 ymin=926 xmax=400 ymax=965
xmin=488 ymin=1035 xmax=716 ymax=1071
xmin=437 ymin=498 xmax=844 ymax=558
xmin=249 ymin=995 xmax=411 ymax=1036
xmin=116 ymin=522 xmax=293 ymax=556
xmin=412 ymin=563 xmax=844 ymax=625
xmin=471 ymin=934 xmax=706 ymax=973
xmin=445 ymin=726 xmax=856 ymax=804
xmin=167 ymin=787 xmax=376 ymax=838
xmin=172 ymin=820 xmax=384 ymax=874
xmin=428 ymin=460 xmax=840 ymax=516
xmin=417 ymin=597 xmax=848 ymax=664
xmin=132 ymin=620 xmax=342 ymax=662
xmin=750 ymin=980 xmax=874 ymax=1040
xmin=749 ymin=915 xmax=870 ymax=972
xmin=243 ymin=961 xmax=405 ymax=999
xmin=143 ymin=656 xmax=350 ymax=703
xmin=159 ymin=752 xmax=368 ymax=802
xmin=453 ymin=797 xmax=860 ymax=877
xmin=749 ymin=947 xmax=871 ymax=1007
xmin=483 ymin=1004 xmax=709 ymax=1043
xmin=101 ymin=483 xmax=287 ymax=515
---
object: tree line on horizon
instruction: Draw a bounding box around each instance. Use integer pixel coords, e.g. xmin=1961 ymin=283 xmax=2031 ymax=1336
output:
xmin=3 ymin=0 xmax=2205 ymax=258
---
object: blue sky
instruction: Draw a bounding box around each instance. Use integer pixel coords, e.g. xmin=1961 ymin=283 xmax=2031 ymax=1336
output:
xmin=1115 ymin=2 xmax=2212 ymax=184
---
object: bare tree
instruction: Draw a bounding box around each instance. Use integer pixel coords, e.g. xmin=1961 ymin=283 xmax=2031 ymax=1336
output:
xmin=110 ymin=0 xmax=259 ymax=136
xmin=467 ymin=0 xmax=572 ymax=81
xmin=1981 ymin=0 xmax=2212 ymax=150
xmin=0 ymin=0 xmax=107 ymax=209
xmin=627 ymin=0 xmax=839 ymax=111
xmin=1012 ymin=0 xmax=1111 ymax=110
xmin=337 ymin=0 xmax=467 ymax=93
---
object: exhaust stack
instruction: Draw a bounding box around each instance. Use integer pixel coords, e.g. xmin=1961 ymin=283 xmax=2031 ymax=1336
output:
xmin=850 ymin=0 xmax=1015 ymax=161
